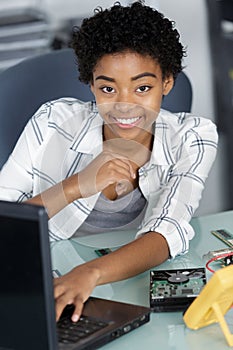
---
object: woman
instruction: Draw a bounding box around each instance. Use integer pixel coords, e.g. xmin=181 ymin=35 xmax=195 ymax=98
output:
xmin=0 ymin=1 xmax=218 ymax=321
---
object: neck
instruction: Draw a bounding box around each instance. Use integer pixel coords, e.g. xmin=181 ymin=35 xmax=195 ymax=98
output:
xmin=103 ymin=125 xmax=154 ymax=167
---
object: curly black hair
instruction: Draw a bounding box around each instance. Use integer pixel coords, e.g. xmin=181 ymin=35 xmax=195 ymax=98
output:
xmin=71 ymin=1 xmax=186 ymax=84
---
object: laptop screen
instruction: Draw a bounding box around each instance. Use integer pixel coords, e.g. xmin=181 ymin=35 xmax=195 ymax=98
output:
xmin=0 ymin=201 xmax=57 ymax=350
xmin=0 ymin=201 xmax=151 ymax=350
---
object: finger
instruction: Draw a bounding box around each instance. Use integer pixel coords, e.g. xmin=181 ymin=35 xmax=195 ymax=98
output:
xmin=108 ymin=153 xmax=136 ymax=179
xmin=78 ymin=153 xmax=136 ymax=197
xmin=115 ymin=158 xmax=136 ymax=179
xmin=71 ymin=296 xmax=86 ymax=322
xmin=115 ymin=179 xmax=134 ymax=196
xmin=104 ymin=158 xmax=136 ymax=180
xmin=102 ymin=148 xmax=135 ymax=166
xmin=55 ymin=293 xmax=73 ymax=321
xmin=128 ymin=162 xmax=136 ymax=179
xmin=54 ymin=278 xmax=66 ymax=299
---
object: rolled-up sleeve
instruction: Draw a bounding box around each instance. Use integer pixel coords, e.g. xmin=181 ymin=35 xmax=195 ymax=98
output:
xmin=136 ymin=113 xmax=218 ymax=258
xmin=0 ymin=128 xmax=34 ymax=202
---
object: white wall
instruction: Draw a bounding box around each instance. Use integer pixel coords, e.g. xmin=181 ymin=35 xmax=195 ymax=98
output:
xmin=153 ymin=0 xmax=227 ymax=216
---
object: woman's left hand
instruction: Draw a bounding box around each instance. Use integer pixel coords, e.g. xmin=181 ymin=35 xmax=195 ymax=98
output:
xmin=54 ymin=263 xmax=101 ymax=322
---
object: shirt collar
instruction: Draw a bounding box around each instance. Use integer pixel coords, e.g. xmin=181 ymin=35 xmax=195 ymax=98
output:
xmin=70 ymin=111 xmax=104 ymax=155
xmin=149 ymin=109 xmax=175 ymax=166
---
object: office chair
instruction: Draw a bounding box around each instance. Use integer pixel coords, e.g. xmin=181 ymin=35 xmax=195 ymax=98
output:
xmin=0 ymin=48 xmax=192 ymax=169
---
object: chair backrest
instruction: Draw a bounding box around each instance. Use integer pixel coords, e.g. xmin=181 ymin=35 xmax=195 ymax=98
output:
xmin=0 ymin=48 xmax=192 ymax=169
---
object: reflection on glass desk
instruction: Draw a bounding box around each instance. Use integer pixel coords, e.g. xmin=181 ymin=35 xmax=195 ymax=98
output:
xmin=51 ymin=210 xmax=233 ymax=350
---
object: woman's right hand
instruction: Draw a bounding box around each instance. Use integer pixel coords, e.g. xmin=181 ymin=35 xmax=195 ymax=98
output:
xmin=78 ymin=149 xmax=136 ymax=198
xmin=25 ymin=142 xmax=138 ymax=218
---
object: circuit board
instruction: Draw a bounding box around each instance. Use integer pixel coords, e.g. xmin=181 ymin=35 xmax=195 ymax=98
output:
xmin=211 ymin=229 xmax=233 ymax=247
xmin=150 ymin=267 xmax=206 ymax=312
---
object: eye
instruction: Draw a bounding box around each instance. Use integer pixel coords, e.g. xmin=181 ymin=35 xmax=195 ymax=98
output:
xmin=101 ymin=86 xmax=115 ymax=94
xmin=136 ymin=85 xmax=151 ymax=93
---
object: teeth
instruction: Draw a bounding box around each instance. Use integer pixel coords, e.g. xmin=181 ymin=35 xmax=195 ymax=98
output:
xmin=115 ymin=117 xmax=140 ymax=125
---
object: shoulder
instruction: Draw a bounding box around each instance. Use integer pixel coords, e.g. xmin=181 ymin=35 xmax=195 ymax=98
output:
xmin=158 ymin=109 xmax=218 ymax=143
xmin=24 ymin=98 xmax=95 ymax=143
xmin=32 ymin=97 xmax=92 ymax=124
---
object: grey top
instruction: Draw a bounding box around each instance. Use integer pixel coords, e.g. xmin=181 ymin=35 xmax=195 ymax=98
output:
xmin=75 ymin=187 xmax=147 ymax=236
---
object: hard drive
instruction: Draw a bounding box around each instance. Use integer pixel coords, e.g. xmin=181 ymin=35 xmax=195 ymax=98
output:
xmin=150 ymin=267 xmax=206 ymax=312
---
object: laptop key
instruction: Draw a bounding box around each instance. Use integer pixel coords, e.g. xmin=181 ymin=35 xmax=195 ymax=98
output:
xmin=57 ymin=315 xmax=109 ymax=344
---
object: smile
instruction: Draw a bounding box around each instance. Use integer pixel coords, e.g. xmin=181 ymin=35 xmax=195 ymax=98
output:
xmin=115 ymin=117 xmax=140 ymax=124
xmin=113 ymin=116 xmax=142 ymax=129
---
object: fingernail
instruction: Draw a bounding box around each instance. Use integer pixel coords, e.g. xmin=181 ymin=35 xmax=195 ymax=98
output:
xmin=72 ymin=314 xmax=79 ymax=322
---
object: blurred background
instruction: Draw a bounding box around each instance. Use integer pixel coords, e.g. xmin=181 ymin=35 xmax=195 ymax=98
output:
xmin=0 ymin=0 xmax=232 ymax=217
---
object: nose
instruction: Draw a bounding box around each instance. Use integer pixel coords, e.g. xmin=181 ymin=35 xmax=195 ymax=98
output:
xmin=114 ymin=102 xmax=136 ymax=113
xmin=114 ymin=90 xmax=136 ymax=113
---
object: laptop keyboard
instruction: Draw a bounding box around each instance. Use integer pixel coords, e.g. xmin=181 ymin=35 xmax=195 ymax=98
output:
xmin=57 ymin=315 xmax=109 ymax=344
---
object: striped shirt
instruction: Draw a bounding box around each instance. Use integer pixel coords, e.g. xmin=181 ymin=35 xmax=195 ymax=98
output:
xmin=0 ymin=98 xmax=218 ymax=258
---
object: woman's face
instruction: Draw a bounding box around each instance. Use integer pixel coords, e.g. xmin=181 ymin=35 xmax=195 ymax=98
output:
xmin=91 ymin=51 xmax=174 ymax=143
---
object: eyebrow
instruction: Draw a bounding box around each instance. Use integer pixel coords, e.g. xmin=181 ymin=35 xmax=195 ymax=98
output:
xmin=95 ymin=75 xmax=115 ymax=82
xmin=131 ymin=72 xmax=157 ymax=81
xmin=95 ymin=72 xmax=157 ymax=82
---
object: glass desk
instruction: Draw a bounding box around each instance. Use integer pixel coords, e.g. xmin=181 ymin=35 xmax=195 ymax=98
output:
xmin=51 ymin=210 xmax=233 ymax=350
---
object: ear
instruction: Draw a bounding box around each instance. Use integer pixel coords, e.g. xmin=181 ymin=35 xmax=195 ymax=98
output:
xmin=163 ymin=75 xmax=174 ymax=96
xmin=90 ymin=83 xmax=95 ymax=94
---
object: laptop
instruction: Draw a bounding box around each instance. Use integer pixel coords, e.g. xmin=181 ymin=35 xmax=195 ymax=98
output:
xmin=0 ymin=200 xmax=150 ymax=350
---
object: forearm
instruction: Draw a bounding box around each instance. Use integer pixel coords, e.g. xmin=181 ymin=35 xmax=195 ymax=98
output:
xmin=83 ymin=231 xmax=169 ymax=285
xmin=54 ymin=231 xmax=169 ymax=321
xmin=26 ymin=174 xmax=80 ymax=218
xmin=25 ymin=150 xmax=135 ymax=218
